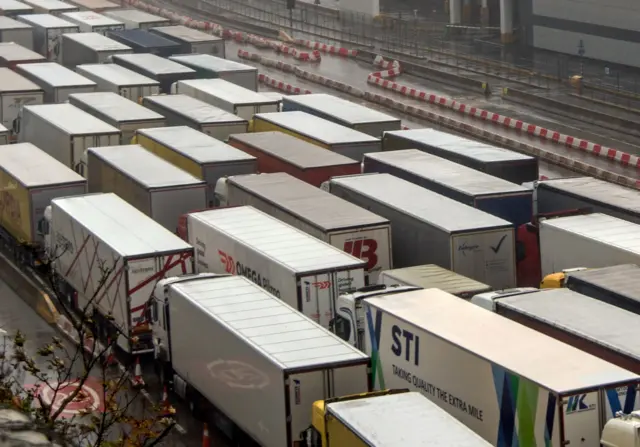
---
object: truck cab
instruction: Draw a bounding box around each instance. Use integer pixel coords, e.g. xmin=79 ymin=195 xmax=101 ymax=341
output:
xmin=470 ymin=287 xmax=540 ymax=312
xmin=601 ymin=411 xmax=640 ymax=447
xmin=539 ymin=267 xmax=589 ymax=289
xmin=331 ymin=284 xmax=420 ymax=348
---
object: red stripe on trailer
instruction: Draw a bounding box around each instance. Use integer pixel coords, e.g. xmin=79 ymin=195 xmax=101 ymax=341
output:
xmin=127 ymin=252 xmax=193 ymax=296
xmin=64 ymin=235 xmax=91 ymax=277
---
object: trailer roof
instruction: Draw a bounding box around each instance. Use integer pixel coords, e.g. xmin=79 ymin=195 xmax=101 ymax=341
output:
xmin=366 ymin=288 xmax=640 ymax=393
xmin=103 ymin=9 xmax=168 ymax=24
xmin=539 ymin=177 xmax=640 ymax=213
xmin=569 ymin=264 xmax=640 ymax=304
xmin=330 ymin=173 xmax=511 ymax=232
xmin=229 ymin=132 xmax=358 ymax=169
xmin=76 ymin=63 xmax=159 ymax=87
xmin=17 ymin=13 xmax=77 ymax=27
xmin=21 ymin=0 xmax=76 ymax=11
xmin=66 ymin=0 xmax=119 ymax=10
xmin=174 ymin=275 xmax=368 ymax=369
xmin=542 ymin=213 xmax=640 ymax=254
xmin=0 ymin=42 xmax=44 ymax=62
xmin=24 ymin=103 xmax=120 ymax=134
xmin=190 ymin=206 xmax=366 ymax=273
xmin=144 ymin=94 xmax=245 ymax=125
xmin=150 ymin=25 xmax=222 ymax=43
xmin=89 ymin=145 xmax=206 ymax=188
xmin=256 ymin=111 xmax=380 ymax=145
xmin=17 ymin=62 xmax=95 ymax=87
xmin=136 ymin=126 xmax=255 ymax=164
xmin=178 ymin=79 xmax=278 ymax=106
xmin=62 ymin=11 xmax=123 ymax=26
xmin=285 ymin=93 xmax=400 ymax=126
xmin=384 ymin=128 xmax=534 ymax=162
xmin=0 ymin=0 xmax=33 ymax=14
xmin=228 ymin=172 xmax=389 ymax=231
xmin=63 ymin=32 xmax=131 ymax=52
xmin=113 ymin=53 xmax=195 ymax=76
xmin=52 ymin=192 xmax=192 ymax=256
xmin=0 ymin=15 xmax=31 ymax=29
xmin=328 ymin=392 xmax=492 ymax=446
xmin=0 ymin=142 xmax=85 ymax=187
xmin=0 ymin=67 xmax=42 ymax=92
xmin=499 ymin=288 xmax=640 ymax=362
xmin=169 ymin=53 xmax=256 ymax=73
xmin=69 ymin=92 xmax=164 ymax=122
xmin=382 ymin=264 xmax=491 ymax=295
xmin=365 ymin=149 xmax=529 ymax=196
xmin=108 ymin=28 xmax=180 ymax=49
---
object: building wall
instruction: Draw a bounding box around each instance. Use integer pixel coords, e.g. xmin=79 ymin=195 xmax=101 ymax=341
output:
xmin=526 ymin=0 xmax=640 ymax=67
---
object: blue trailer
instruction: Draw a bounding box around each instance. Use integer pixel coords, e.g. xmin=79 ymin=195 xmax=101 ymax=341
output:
xmin=363 ymin=149 xmax=533 ymax=225
xmin=106 ymin=28 xmax=180 ymax=57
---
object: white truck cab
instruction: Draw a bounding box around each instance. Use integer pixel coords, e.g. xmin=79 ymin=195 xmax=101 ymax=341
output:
xmin=602 ymin=411 xmax=640 ymax=447
xmin=471 ymin=287 xmax=540 ymax=312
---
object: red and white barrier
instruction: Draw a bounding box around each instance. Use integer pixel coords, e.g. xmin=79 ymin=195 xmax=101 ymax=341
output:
xmin=293 ymin=38 xmax=358 ymax=57
xmin=258 ymin=73 xmax=312 ymax=94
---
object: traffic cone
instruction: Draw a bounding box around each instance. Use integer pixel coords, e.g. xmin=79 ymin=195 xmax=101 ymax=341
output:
xmin=202 ymin=423 xmax=210 ymax=447
xmin=161 ymin=385 xmax=175 ymax=417
xmin=132 ymin=357 xmax=145 ymax=388
xmin=104 ymin=338 xmax=116 ymax=367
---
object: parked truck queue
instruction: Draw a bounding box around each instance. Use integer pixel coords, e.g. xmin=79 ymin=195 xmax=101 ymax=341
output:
xmin=0 ymin=8 xmax=640 ymax=446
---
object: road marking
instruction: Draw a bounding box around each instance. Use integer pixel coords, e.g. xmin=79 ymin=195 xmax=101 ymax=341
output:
xmin=28 ymin=377 xmax=104 ymax=419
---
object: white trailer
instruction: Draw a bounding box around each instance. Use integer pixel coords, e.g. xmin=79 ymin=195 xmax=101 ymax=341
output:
xmin=16 ymin=62 xmax=95 ymax=102
xmin=0 ymin=124 xmax=9 ymax=144
xmin=172 ymin=79 xmax=279 ymax=120
xmin=216 ymin=172 xmax=392 ymax=283
xmin=0 ymin=16 xmax=33 ymax=50
xmin=61 ymin=32 xmax=131 ymax=67
xmin=102 ymin=9 xmax=170 ymax=30
xmin=142 ymin=94 xmax=248 ymax=141
xmin=539 ymin=213 xmax=640 ymax=277
xmin=151 ymin=273 xmax=371 ymax=447
xmin=0 ymin=67 xmax=43 ymax=139
xmin=0 ymin=42 xmax=45 ymax=68
xmin=69 ymin=92 xmax=164 ymax=143
xmin=324 ymin=173 xmax=517 ymax=289
xmin=0 ymin=0 xmax=34 ymax=17
xmin=20 ymin=0 xmax=77 ymax=15
xmin=45 ymin=192 xmax=194 ymax=354
xmin=363 ymin=288 xmax=640 ymax=446
xmin=61 ymin=11 xmax=124 ymax=34
xmin=149 ymin=25 xmax=225 ymax=57
xmin=17 ymin=14 xmax=78 ymax=61
xmin=75 ymin=63 xmax=160 ymax=100
xmin=65 ymin=0 xmax=119 ymax=11
xmin=112 ymin=53 xmax=195 ymax=93
xmin=169 ymin=53 xmax=258 ymax=91
xmin=185 ymin=206 xmax=367 ymax=329
xmin=18 ymin=103 xmax=120 ymax=174
xmin=87 ymin=145 xmax=207 ymax=231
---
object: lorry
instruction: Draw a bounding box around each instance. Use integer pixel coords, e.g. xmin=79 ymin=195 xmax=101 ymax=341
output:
xmin=539 ymin=213 xmax=640 ymax=278
xmin=253 ymin=111 xmax=381 ymax=161
xmin=112 ymin=53 xmax=196 ymax=93
xmin=20 ymin=0 xmax=78 ymax=15
xmin=132 ymin=126 xmax=257 ymax=207
xmin=69 ymin=91 xmax=165 ymax=143
xmin=535 ymin=177 xmax=640 ymax=225
xmin=102 ymin=9 xmax=170 ymax=30
xmin=364 ymin=287 xmax=640 ymax=446
xmin=87 ymin=144 xmax=207 ymax=231
xmin=363 ymin=149 xmax=533 ymax=225
xmin=149 ymin=273 xmax=372 ymax=447
xmin=142 ymin=94 xmax=248 ymax=140
xmin=172 ymin=79 xmax=279 ymax=120
xmin=61 ymin=11 xmax=124 ymax=34
xmin=16 ymin=13 xmax=78 ymax=62
xmin=61 ymin=32 xmax=131 ymax=67
xmin=45 ymin=192 xmax=194 ymax=354
xmin=149 ymin=25 xmax=225 ymax=57
xmin=106 ymin=29 xmax=181 ymax=58
xmin=180 ymin=206 xmax=367 ymax=329
xmin=0 ymin=125 xmax=9 ymax=144
xmin=227 ymin=131 xmax=360 ymax=187
xmin=0 ymin=142 xmax=86 ymax=267
xmin=18 ymin=103 xmax=120 ymax=174
xmin=0 ymin=68 xmax=43 ymax=139
xmin=0 ymin=16 xmax=34 ymax=50
xmin=0 ymin=0 xmax=34 ymax=17
xmin=65 ymin=0 xmax=119 ymax=12
xmin=169 ymin=53 xmax=258 ymax=91
xmin=0 ymin=42 xmax=45 ymax=68
xmin=282 ymin=93 xmax=401 ymax=137
xmin=379 ymin=264 xmax=492 ymax=299
xmin=215 ymin=172 xmax=392 ymax=282
xmin=16 ymin=62 xmax=95 ymax=102
xmin=382 ymin=128 xmax=539 ymax=184
xmin=306 ymin=389 xmax=493 ymax=447
xmin=75 ymin=63 xmax=160 ymax=100
xmin=323 ymin=173 xmax=517 ymax=289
